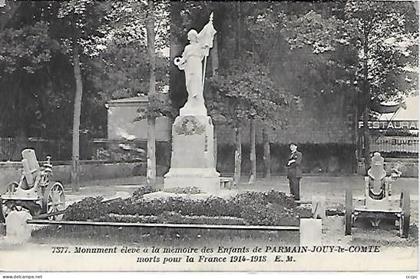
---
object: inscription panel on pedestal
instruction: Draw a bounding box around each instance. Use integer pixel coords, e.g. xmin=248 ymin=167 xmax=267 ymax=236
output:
xmin=174 ymin=116 xmax=206 ymax=136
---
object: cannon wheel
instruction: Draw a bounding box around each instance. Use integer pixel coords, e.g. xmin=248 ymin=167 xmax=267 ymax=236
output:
xmin=400 ymin=191 xmax=410 ymax=238
xmin=345 ymin=189 xmax=353 ymax=236
xmin=43 ymin=182 xmax=65 ymax=220
xmin=0 ymin=181 xmax=19 ymax=222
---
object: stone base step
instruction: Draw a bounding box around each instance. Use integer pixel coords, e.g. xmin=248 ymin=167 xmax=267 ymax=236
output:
xmin=220 ymin=177 xmax=233 ymax=189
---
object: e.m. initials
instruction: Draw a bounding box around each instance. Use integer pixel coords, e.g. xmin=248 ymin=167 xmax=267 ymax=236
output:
xmin=274 ymin=255 xmax=295 ymax=263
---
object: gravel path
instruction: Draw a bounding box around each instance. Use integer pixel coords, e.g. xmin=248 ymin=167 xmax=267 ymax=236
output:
xmin=1 ymin=175 xmax=417 ymax=248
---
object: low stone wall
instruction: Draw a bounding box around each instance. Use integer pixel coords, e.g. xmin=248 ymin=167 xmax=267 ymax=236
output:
xmin=0 ymin=161 xmax=148 ymax=192
xmin=0 ymin=162 xmax=22 ymax=192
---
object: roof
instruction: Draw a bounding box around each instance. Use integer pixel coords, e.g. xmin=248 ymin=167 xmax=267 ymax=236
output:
xmin=380 ymin=96 xmax=419 ymax=121
xmin=106 ymin=85 xmax=170 ymax=107
xmin=106 ymin=96 xmax=149 ymax=108
xmin=107 ymin=96 xmax=149 ymax=104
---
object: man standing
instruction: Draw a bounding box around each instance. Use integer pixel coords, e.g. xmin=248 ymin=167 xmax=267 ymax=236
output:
xmin=286 ymin=143 xmax=302 ymax=200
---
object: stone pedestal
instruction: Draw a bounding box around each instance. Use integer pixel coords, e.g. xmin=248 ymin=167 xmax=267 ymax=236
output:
xmin=300 ymin=218 xmax=322 ymax=246
xmin=5 ymin=210 xmax=32 ymax=244
xmin=164 ymin=110 xmax=220 ymax=193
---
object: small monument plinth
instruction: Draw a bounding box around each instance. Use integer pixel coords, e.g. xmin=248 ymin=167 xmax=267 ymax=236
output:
xmin=164 ymin=13 xmax=220 ymax=193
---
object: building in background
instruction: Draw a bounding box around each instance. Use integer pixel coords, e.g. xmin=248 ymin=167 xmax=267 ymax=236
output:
xmin=358 ymin=95 xmax=418 ymax=176
xmin=102 ymin=96 xmax=171 ymax=171
xmin=364 ymin=95 xmax=418 ymax=157
xmin=106 ymin=96 xmax=170 ymax=142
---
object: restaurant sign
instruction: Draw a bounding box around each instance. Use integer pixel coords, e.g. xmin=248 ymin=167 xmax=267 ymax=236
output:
xmin=358 ymin=120 xmax=418 ymax=130
xmin=370 ymin=136 xmax=419 ymax=153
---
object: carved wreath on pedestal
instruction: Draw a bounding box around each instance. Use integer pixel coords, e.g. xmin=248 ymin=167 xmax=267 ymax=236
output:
xmin=174 ymin=116 xmax=206 ymax=136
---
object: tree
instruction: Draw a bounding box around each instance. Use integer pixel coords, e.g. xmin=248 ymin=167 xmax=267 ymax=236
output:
xmin=245 ymin=4 xmax=284 ymax=181
xmin=208 ymin=57 xmax=288 ymax=185
xmin=344 ymin=0 xmax=418 ymax=171
xmin=88 ymin=0 xmax=171 ymax=189
xmin=56 ymin=0 xmax=171 ymax=190
xmin=57 ymin=0 xmax=110 ymax=191
xmin=0 ymin=0 xmax=173 ymax=169
xmin=105 ymin=0 xmax=159 ymax=188
xmin=145 ymin=0 xmax=157 ymax=188
xmin=0 ymin=1 xmax=21 ymax=31
xmin=262 ymin=126 xmax=271 ymax=178
xmin=105 ymin=0 xmax=171 ymax=188
xmin=240 ymin=2 xmax=310 ymax=181
xmin=253 ymin=0 xmax=417 ymax=172
xmin=0 ymin=2 xmax=59 ymax=139
xmin=286 ymin=0 xmax=417 ymax=171
xmin=88 ymin=0 xmax=171 ymax=140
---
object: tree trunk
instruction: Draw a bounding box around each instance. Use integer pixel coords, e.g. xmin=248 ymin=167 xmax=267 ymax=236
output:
xmin=147 ymin=117 xmax=156 ymax=187
xmin=214 ymin=128 xmax=218 ymax=168
xmin=362 ymin=105 xmax=370 ymax=173
xmin=248 ymin=119 xmax=256 ymax=184
xmin=362 ymin=32 xmax=370 ymax=174
xmin=233 ymin=126 xmax=241 ymax=186
xmin=354 ymin=94 xmax=360 ymax=173
xmin=262 ymin=126 xmax=271 ymax=179
xmin=233 ymin=2 xmax=243 ymax=187
xmin=71 ymin=45 xmax=83 ymax=192
xmin=146 ymin=0 xmax=156 ymax=188
xmin=235 ymin=2 xmax=242 ymax=55
xmin=16 ymin=78 xmax=27 ymax=139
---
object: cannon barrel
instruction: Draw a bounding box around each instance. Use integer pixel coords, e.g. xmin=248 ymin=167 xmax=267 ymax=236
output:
xmin=21 ymin=149 xmax=40 ymax=190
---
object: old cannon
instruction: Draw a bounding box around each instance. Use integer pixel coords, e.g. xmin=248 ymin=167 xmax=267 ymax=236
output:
xmin=0 ymin=149 xmax=65 ymax=222
xmin=345 ymin=152 xmax=410 ymax=238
